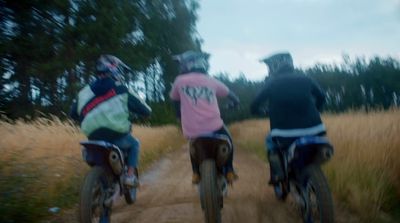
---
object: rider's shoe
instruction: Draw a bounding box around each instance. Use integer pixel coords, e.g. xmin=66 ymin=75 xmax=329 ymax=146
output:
xmin=226 ymin=171 xmax=238 ymax=184
xmin=124 ymin=175 xmax=139 ymax=188
xmin=268 ymin=179 xmax=277 ymax=185
xmin=192 ymin=173 xmax=201 ymax=184
xmin=268 ymin=174 xmax=284 ymax=185
xmin=268 ymin=167 xmax=284 ymax=185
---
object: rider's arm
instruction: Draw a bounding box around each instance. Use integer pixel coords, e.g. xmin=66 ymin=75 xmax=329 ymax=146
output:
xmin=214 ymin=79 xmax=240 ymax=107
xmin=69 ymin=99 xmax=80 ymax=123
xmin=310 ymin=78 xmax=326 ymax=111
xmin=169 ymin=79 xmax=181 ymax=119
xmin=169 ymin=78 xmax=181 ymax=101
xmin=173 ymin=101 xmax=181 ymax=119
xmin=250 ymin=81 xmax=271 ymax=115
xmin=227 ymin=91 xmax=240 ymax=107
xmin=127 ymin=89 xmax=152 ymax=117
xmin=214 ymin=79 xmax=230 ymax=98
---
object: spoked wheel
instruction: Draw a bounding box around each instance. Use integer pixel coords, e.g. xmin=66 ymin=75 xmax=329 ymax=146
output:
xmin=297 ymin=165 xmax=334 ymax=223
xmin=304 ymin=184 xmax=321 ymax=223
xmin=79 ymin=167 xmax=113 ymax=223
xmin=289 ymin=181 xmax=308 ymax=221
xmin=200 ymin=160 xmax=221 ymax=223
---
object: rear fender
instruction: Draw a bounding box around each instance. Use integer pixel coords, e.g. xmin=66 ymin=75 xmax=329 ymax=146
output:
xmin=288 ymin=136 xmax=334 ymax=169
xmin=80 ymin=140 xmax=123 ymax=169
xmin=190 ymin=134 xmax=232 ymax=169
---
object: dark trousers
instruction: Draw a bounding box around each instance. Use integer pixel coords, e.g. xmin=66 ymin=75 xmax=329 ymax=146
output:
xmin=191 ymin=126 xmax=234 ymax=174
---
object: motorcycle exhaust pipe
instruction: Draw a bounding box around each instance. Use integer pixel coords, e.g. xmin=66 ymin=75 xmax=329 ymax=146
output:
xmin=218 ymin=144 xmax=231 ymax=163
xmin=109 ymin=151 xmax=123 ymax=175
xmin=318 ymin=146 xmax=334 ymax=163
xmin=322 ymin=146 xmax=333 ymax=160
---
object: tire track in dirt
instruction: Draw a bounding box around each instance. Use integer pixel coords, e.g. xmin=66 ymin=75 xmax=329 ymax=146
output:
xmin=110 ymin=146 xmax=300 ymax=223
xmin=60 ymin=145 xmax=358 ymax=223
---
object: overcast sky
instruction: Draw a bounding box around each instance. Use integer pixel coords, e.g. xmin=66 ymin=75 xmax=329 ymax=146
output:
xmin=197 ymin=0 xmax=400 ymax=80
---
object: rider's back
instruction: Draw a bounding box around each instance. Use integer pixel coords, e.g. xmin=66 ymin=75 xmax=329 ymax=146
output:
xmin=252 ymin=72 xmax=325 ymax=136
xmin=72 ymin=77 xmax=151 ymax=141
xmin=170 ymin=72 xmax=229 ymax=138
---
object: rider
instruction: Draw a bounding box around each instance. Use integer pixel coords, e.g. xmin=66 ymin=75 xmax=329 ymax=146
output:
xmin=70 ymin=54 xmax=152 ymax=187
xmin=169 ymin=50 xmax=240 ymax=184
xmin=250 ymin=52 xmax=326 ymax=185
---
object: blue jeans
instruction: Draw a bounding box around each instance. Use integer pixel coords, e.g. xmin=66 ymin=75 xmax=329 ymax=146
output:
xmin=111 ymin=134 xmax=140 ymax=168
xmin=265 ymin=133 xmax=285 ymax=183
xmin=265 ymin=134 xmax=277 ymax=153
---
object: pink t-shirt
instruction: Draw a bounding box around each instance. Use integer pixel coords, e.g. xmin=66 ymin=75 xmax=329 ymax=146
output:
xmin=170 ymin=72 xmax=230 ymax=138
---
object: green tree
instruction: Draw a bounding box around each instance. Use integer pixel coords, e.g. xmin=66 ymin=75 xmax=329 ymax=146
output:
xmin=0 ymin=0 xmax=202 ymax=120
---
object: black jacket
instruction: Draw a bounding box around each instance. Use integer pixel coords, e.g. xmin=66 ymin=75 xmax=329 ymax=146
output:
xmin=251 ymin=72 xmax=325 ymax=135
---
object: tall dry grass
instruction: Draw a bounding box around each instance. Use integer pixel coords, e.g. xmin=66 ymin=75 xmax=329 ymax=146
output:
xmin=230 ymin=110 xmax=400 ymax=222
xmin=0 ymin=118 xmax=184 ymax=222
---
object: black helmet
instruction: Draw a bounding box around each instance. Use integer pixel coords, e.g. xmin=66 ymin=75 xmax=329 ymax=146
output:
xmin=261 ymin=52 xmax=294 ymax=76
xmin=95 ymin=54 xmax=131 ymax=81
xmin=172 ymin=50 xmax=210 ymax=74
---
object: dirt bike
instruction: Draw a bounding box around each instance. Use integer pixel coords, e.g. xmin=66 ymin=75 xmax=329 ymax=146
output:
xmin=190 ymin=134 xmax=232 ymax=223
xmin=79 ymin=140 xmax=137 ymax=223
xmin=271 ymin=135 xmax=335 ymax=223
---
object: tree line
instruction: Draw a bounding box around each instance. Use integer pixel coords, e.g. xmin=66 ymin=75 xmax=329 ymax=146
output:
xmin=305 ymin=55 xmax=400 ymax=112
xmin=0 ymin=0 xmax=200 ymax=120
xmin=217 ymin=55 xmax=400 ymax=124
xmin=1 ymin=1 xmax=399 ymax=124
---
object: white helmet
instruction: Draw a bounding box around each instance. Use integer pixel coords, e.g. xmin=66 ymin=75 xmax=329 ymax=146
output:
xmin=95 ymin=54 xmax=131 ymax=81
xmin=172 ymin=50 xmax=210 ymax=74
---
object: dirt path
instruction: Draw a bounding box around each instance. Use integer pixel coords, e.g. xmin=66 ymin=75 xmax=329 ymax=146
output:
xmin=110 ymin=147 xmax=301 ymax=223
xmin=60 ymin=146 xmax=357 ymax=223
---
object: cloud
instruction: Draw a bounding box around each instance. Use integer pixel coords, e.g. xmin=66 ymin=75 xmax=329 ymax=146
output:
xmin=207 ymin=47 xmax=267 ymax=80
xmin=205 ymin=39 xmax=400 ymax=80
xmin=198 ymin=0 xmax=400 ymax=80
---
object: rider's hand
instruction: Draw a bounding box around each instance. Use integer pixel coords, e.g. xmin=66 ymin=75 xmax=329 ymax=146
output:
xmin=225 ymin=101 xmax=240 ymax=110
xmin=255 ymin=107 xmax=268 ymax=117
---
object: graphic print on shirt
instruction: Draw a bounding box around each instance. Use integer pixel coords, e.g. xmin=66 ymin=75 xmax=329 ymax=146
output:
xmin=181 ymin=86 xmax=215 ymax=105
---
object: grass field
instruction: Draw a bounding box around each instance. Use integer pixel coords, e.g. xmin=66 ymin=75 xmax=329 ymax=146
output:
xmin=1 ymin=110 xmax=399 ymax=222
xmin=230 ymin=109 xmax=400 ymax=222
xmin=0 ymin=118 xmax=184 ymax=223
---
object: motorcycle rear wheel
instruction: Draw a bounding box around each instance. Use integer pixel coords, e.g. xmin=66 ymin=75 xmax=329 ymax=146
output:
xmin=124 ymin=186 xmax=137 ymax=204
xmin=299 ymin=165 xmax=334 ymax=223
xmin=200 ymin=160 xmax=221 ymax=223
xmin=79 ymin=166 xmax=113 ymax=223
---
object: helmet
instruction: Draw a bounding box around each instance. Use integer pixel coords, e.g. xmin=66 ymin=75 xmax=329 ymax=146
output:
xmin=172 ymin=50 xmax=210 ymax=74
xmin=95 ymin=54 xmax=131 ymax=81
xmin=261 ymin=52 xmax=294 ymax=76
